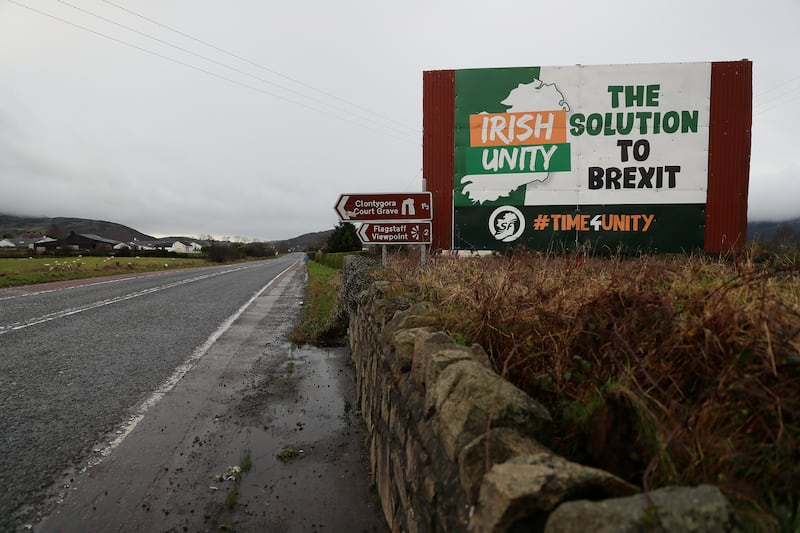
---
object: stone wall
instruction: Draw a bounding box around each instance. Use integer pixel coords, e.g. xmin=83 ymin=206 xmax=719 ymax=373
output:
xmin=345 ymin=263 xmax=740 ymax=532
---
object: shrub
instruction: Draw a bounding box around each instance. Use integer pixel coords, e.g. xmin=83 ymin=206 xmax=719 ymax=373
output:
xmin=313 ymin=251 xmax=365 ymax=269
xmin=204 ymin=243 xmax=242 ymax=263
xmin=324 ymin=222 xmax=361 ymax=253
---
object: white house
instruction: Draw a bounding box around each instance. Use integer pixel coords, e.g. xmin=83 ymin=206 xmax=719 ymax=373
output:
xmin=0 ymin=237 xmax=48 ymax=250
xmin=114 ymin=242 xmax=157 ymax=251
xmin=166 ymin=241 xmax=203 ymax=254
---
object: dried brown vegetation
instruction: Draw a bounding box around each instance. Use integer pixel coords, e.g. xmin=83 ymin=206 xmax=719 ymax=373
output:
xmin=382 ymin=251 xmax=800 ymax=529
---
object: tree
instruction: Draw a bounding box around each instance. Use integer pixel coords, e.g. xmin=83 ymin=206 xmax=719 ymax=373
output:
xmin=325 ymin=222 xmax=361 ymax=253
xmin=244 ymin=242 xmax=275 ymax=257
xmin=47 ymin=223 xmax=67 ymax=240
xmin=205 ymin=242 xmax=242 ymax=262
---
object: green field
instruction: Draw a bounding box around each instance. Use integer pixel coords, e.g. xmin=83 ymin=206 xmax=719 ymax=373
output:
xmin=0 ymin=256 xmax=220 ymax=288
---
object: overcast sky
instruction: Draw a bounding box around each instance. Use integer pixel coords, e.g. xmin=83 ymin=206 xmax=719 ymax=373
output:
xmin=1 ymin=0 xmax=798 ymax=240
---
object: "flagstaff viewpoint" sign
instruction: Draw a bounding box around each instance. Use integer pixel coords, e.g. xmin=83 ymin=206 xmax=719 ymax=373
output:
xmin=357 ymin=222 xmax=432 ymax=244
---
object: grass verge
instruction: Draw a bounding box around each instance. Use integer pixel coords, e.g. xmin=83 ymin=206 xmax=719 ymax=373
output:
xmin=0 ymin=256 xmax=220 ymax=288
xmin=289 ymin=261 xmax=346 ymax=345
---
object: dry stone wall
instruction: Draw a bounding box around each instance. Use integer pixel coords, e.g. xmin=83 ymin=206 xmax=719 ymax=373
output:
xmin=344 ymin=260 xmax=740 ymax=533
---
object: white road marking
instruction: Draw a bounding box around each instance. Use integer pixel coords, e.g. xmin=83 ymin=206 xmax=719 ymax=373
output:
xmin=0 ymin=264 xmax=255 ymax=335
xmin=0 ymin=270 xmax=173 ymax=302
xmin=85 ymin=260 xmax=300 ymax=467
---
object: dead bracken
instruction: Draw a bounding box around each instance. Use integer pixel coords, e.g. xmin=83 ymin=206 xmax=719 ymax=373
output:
xmin=379 ymin=250 xmax=800 ymax=530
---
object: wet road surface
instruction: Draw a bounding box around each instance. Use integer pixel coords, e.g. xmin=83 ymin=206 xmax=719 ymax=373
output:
xmin=0 ymin=255 xmax=384 ymax=532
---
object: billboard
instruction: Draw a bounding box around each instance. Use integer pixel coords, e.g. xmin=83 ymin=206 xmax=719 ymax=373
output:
xmin=450 ymin=62 xmax=723 ymax=252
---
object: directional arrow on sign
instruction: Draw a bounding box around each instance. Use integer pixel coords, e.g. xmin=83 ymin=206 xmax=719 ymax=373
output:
xmin=357 ymin=222 xmax=432 ymax=244
xmin=335 ymin=195 xmax=352 ymax=220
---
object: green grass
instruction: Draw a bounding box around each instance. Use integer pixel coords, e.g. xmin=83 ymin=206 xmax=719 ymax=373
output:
xmin=224 ymin=485 xmax=238 ymax=510
xmin=240 ymin=449 xmax=252 ymax=474
xmin=277 ymin=447 xmax=301 ymax=462
xmin=0 ymin=256 xmax=221 ymax=288
xmin=289 ymin=261 xmax=345 ymax=345
xmin=214 ymin=449 xmax=252 ymax=514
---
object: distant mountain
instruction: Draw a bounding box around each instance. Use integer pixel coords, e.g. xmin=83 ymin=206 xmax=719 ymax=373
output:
xmin=272 ymin=230 xmax=333 ymax=251
xmin=0 ymin=213 xmax=332 ymax=250
xmin=748 ymin=217 xmax=800 ymax=242
xmin=6 ymin=211 xmax=800 ymax=251
xmin=0 ymin=214 xmax=155 ymax=242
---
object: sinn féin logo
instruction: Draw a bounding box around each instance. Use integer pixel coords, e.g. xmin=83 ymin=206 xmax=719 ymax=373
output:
xmin=489 ymin=206 xmax=525 ymax=242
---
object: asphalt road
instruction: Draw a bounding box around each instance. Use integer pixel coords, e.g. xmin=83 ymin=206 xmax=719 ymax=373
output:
xmin=0 ymin=253 xmax=370 ymax=530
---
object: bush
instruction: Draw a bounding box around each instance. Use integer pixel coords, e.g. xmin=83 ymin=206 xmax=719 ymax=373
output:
xmin=324 ymin=222 xmax=361 ymax=253
xmin=313 ymin=251 xmax=365 ymax=269
xmin=89 ymin=244 xmax=113 ymax=257
xmin=204 ymin=243 xmax=242 ymax=263
xmin=243 ymin=242 xmax=276 ymax=258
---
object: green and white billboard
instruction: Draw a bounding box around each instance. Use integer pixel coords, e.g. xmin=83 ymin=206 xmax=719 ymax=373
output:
xmin=454 ymin=63 xmax=711 ymax=252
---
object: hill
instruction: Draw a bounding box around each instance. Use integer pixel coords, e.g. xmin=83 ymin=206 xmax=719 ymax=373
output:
xmin=0 ymin=214 xmax=155 ymax=242
xmin=747 ymin=217 xmax=800 ymax=242
xmin=0 ymin=213 xmax=332 ymax=250
xmin=282 ymin=230 xmax=333 ymax=251
xmin=5 ymin=211 xmax=800 ymax=251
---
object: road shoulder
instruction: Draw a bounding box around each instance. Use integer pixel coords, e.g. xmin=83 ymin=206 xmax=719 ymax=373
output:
xmin=36 ymin=262 xmax=385 ymax=532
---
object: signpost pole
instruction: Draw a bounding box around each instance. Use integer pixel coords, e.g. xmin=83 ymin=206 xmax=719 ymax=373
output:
xmin=381 ymin=244 xmax=387 ymax=267
xmin=420 ymin=244 xmax=426 ymax=266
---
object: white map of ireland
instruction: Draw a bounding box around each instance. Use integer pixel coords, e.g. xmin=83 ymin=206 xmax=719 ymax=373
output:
xmin=461 ymin=78 xmax=570 ymax=203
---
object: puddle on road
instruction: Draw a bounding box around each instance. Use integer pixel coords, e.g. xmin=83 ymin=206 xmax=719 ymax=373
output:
xmin=191 ymin=343 xmax=384 ymax=532
xmin=36 ymin=341 xmax=385 ymax=533
xmin=260 ymin=344 xmax=348 ymax=440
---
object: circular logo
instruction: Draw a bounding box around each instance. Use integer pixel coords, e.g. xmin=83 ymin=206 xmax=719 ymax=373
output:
xmin=488 ymin=206 xmax=525 ymax=242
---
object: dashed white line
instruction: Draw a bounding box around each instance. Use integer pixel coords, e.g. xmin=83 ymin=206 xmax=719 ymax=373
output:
xmin=0 ymin=264 xmax=254 ymax=336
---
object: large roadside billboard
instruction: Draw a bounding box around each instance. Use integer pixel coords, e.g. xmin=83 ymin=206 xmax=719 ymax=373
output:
xmin=451 ymin=63 xmax=720 ymax=252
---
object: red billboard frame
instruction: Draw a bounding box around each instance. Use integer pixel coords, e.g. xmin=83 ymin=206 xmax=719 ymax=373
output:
xmin=423 ymin=61 xmax=752 ymax=254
